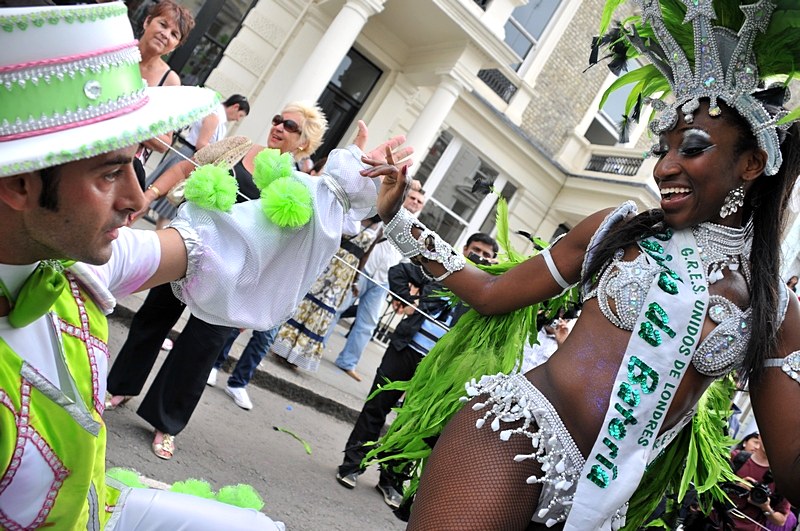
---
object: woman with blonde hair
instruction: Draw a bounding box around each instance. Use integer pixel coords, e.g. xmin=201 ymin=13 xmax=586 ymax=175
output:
xmin=107 ymin=102 xmax=329 ymax=454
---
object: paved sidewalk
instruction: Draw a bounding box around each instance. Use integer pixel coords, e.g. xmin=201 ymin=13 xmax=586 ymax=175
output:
xmin=111 ymin=290 xmax=392 ymax=424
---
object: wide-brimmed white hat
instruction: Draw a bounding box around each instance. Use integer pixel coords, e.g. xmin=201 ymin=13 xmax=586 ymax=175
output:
xmin=0 ymin=2 xmax=219 ymax=177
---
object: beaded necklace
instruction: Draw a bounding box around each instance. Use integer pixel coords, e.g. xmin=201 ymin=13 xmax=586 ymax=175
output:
xmin=690 ymin=221 xmax=751 ymax=285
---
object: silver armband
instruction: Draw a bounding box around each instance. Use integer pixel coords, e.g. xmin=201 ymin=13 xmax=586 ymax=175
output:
xmin=385 ymin=207 xmax=466 ymax=277
xmin=539 ymin=247 xmax=571 ymax=290
xmin=167 ymin=219 xmax=203 ymax=302
xmin=764 ymin=350 xmax=800 ymax=384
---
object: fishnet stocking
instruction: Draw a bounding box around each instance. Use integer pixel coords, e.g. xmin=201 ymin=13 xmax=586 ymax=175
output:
xmin=408 ymin=393 xmax=553 ymax=531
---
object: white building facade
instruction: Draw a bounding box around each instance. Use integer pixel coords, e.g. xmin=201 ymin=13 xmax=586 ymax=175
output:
xmin=164 ymin=0 xmax=673 ymax=249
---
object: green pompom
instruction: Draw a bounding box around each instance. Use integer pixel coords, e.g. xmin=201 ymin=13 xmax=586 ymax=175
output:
xmin=169 ymin=478 xmax=216 ymax=499
xmin=216 ymin=484 xmax=265 ymax=510
xmin=106 ymin=467 xmax=146 ymax=489
xmin=253 ymin=148 xmax=294 ymax=190
xmin=260 ymin=177 xmax=313 ymax=228
xmin=184 ymin=164 xmax=238 ymax=212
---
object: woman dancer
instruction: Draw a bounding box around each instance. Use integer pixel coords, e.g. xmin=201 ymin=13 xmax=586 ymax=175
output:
xmin=365 ymin=1 xmax=800 ymax=528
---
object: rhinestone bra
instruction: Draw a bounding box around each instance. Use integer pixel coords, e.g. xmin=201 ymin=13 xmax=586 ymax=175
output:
xmin=584 ymin=238 xmax=751 ymax=378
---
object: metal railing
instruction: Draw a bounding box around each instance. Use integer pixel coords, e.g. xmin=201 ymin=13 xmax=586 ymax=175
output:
xmin=585 ymin=154 xmax=644 ymax=176
xmin=477 ymin=68 xmax=518 ymax=103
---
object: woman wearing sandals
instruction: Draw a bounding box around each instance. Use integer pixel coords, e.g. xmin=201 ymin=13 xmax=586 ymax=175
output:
xmin=106 ymin=102 xmax=329 ymax=459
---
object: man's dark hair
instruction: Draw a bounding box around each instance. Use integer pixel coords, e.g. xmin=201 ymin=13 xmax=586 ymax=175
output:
xmin=223 ymin=94 xmax=250 ymax=116
xmin=466 ymin=232 xmax=498 ymax=256
xmin=38 ymin=166 xmax=60 ymax=211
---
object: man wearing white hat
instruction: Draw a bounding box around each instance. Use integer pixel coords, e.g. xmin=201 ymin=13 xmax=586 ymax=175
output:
xmin=0 ymin=3 xmax=409 ymax=529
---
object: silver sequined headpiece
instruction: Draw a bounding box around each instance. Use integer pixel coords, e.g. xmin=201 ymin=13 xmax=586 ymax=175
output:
xmin=630 ymin=0 xmax=790 ymax=175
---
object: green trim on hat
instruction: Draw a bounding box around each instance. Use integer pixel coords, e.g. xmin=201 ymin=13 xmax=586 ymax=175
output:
xmin=0 ymin=93 xmax=221 ymax=177
xmin=1 ymin=61 xmax=144 ymax=130
xmin=0 ymin=3 xmax=126 ymax=33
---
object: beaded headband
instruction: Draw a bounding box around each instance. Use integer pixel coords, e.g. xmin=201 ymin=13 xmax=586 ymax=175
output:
xmin=597 ymin=0 xmax=800 ymax=175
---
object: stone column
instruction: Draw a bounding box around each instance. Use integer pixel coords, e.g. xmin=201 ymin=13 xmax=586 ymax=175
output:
xmin=405 ymin=74 xmax=465 ymax=176
xmin=282 ymin=0 xmax=386 ymax=105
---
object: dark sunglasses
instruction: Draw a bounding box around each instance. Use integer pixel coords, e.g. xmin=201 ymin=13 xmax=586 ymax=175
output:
xmin=272 ymin=114 xmax=301 ymax=134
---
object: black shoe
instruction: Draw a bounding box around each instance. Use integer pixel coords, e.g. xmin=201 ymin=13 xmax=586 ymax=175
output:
xmin=336 ymin=471 xmax=357 ymax=489
xmin=375 ymin=483 xmax=403 ymax=509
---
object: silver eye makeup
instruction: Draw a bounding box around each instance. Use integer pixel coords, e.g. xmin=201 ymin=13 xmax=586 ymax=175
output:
xmin=649 ymin=128 xmax=716 ymax=158
xmin=679 ymin=129 xmax=715 ymax=156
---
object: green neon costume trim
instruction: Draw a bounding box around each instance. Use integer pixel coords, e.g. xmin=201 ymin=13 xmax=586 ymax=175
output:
xmin=107 ymin=468 xmax=267 ymax=510
xmin=7 ymin=260 xmax=66 ymax=328
xmin=0 ymin=3 xmax=126 ymax=33
xmin=273 ymin=426 xmax=313 ymax=455
xmin=0 ymin=274 xmax=112 ymax=528
xmin=1 ymin=61 xmax=144 ymax=126
xmin=0 ymin=94 xmax=221 ymax=177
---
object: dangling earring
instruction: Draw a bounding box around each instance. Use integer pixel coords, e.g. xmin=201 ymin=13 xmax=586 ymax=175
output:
xmin=719 ymin=184 xmax=745 ymax=218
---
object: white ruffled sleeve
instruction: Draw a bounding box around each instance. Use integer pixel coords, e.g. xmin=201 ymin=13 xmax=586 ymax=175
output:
xmin=169 ymin=145 xmax=379 ymax=330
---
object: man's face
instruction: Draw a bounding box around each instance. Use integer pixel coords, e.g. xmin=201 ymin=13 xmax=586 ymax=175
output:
xmin=403 ymin=189 xmax=425 ymax=214
xmin=463 ymin=240 xmax=496 ymax=260
xmin=22 ymin=146 xmax=144 ymax=265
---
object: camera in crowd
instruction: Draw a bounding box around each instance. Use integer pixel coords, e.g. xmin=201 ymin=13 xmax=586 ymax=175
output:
xmin=467 ymin=252 xmax=493 ymax=266
xmin=749 ymin=470 xmax=773 ymax=505
xmin=720 ymin=469 xmax=773 ymax=505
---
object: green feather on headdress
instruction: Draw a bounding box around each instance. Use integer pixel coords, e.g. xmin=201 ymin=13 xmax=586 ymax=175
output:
xmin=597 ymin=0 xmax=800 ymax=139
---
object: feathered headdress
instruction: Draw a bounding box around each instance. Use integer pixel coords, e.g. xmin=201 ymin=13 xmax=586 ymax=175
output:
xmin=594 ymin=0 xmax=800 ymax=175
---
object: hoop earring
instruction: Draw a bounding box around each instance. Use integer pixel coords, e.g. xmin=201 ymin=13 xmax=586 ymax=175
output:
xmin=720 ymin=184 xmax=746 ymax=218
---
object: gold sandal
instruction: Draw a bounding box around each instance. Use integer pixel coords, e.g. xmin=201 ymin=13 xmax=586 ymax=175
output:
xmin=152 ymin=431 xmax=175 ymax=460
xmin=104 ymin=393 xmax=132 ymax=410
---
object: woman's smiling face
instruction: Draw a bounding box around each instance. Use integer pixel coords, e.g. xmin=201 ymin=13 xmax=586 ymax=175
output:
xmin=652 ymin=100 xmax=765 ymax=230
xmin=142 ymin=15 xmax=182 ymax=56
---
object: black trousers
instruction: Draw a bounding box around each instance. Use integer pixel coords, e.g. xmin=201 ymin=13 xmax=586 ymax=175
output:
xmin=107 ymin=283 xmax=234 ymax=434
xmin=339 ymin=343 xmax=422 ymax=487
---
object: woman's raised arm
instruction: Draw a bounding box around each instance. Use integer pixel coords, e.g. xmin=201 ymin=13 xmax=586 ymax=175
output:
xmin=369 ymin=156 xmax=613 ymax=314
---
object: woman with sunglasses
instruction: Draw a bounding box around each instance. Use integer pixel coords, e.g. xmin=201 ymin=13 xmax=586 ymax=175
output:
xmin=106 ymin=102 xmax=328 ymax=458
xmin=267 ymin=111 xmax=388 ymax=374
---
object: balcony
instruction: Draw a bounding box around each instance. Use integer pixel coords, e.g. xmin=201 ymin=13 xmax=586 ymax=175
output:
xmin=477 ymin=68 xmax=518 ymax=103
xmin=585 ymin=154 xmax=643 ymax=176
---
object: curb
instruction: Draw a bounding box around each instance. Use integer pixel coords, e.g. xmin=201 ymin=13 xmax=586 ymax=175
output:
xmin=108 ymin=305 xmax=363 ymax=425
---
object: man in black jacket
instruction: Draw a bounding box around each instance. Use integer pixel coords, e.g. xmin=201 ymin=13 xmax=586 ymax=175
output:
xmin=335 ymin=232 xmax=498 ymax=509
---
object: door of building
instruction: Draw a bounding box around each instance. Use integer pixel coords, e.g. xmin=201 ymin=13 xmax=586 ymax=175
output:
xmin=315 ymin=49 xmax=382 ymax=162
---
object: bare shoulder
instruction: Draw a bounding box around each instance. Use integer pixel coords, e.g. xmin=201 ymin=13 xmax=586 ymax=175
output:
xmin=163 ymin=70 xmax=182 ymax=87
